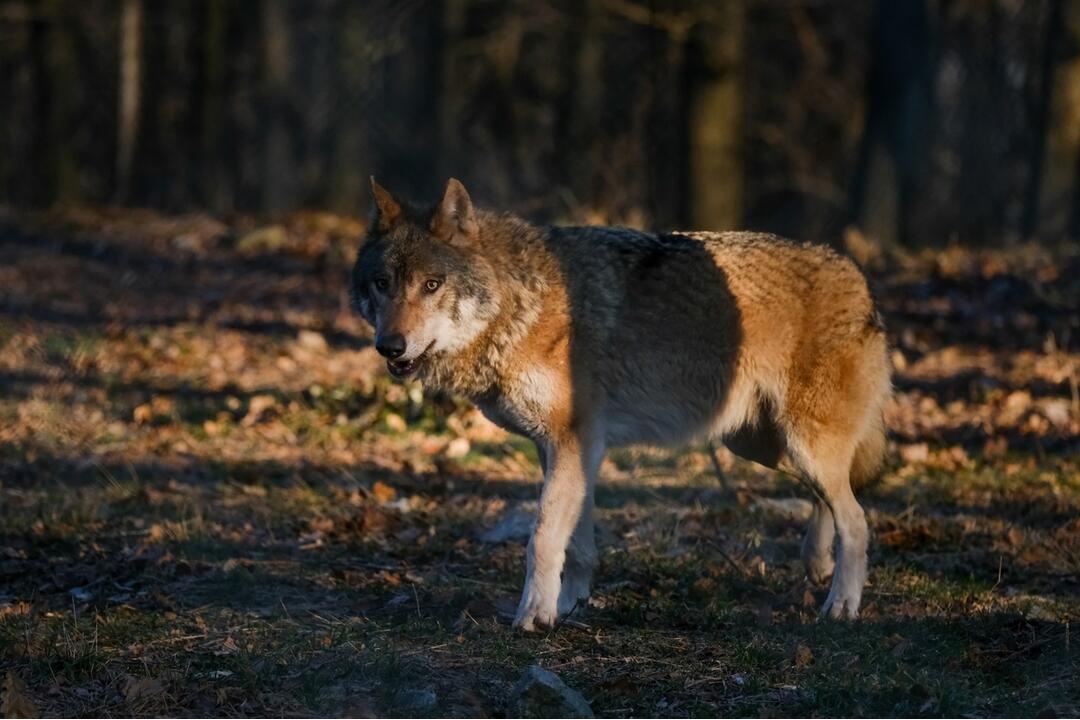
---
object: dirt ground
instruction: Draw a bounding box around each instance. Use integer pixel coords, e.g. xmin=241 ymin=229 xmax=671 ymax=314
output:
xmin=0 ymin=207 xmax=1077 ymax=717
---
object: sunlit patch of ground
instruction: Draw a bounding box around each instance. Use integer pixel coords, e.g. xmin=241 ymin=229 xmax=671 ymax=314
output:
xmin=0 ymin=208 xmax=1077 ymax=716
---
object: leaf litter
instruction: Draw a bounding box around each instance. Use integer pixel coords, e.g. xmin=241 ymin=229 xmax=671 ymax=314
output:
xmin=0 ymin=209 xmax=1076 ymax=716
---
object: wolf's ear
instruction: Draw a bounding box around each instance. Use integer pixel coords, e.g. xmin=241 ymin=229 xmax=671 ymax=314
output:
xmin=431 ymin=178 xmax=478 ymax=243
xmin=370 ymin=176 xmax=402 ymax=232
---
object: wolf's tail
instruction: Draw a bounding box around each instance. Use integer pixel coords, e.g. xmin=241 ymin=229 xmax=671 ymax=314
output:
xmin=850 ymin=412 xmax=887 ymax=490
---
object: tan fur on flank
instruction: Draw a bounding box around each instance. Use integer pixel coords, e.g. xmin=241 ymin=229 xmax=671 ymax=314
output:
xmin=352 ymin=178 xmax=891 ymax=630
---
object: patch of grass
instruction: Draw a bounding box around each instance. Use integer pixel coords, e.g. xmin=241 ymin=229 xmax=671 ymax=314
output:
xmin=458 ymin=435 xmax=539 ymax=467
xmin=2 ymin=217 xmax=1078 ymax=716
xmin=0 ymin=320 xmax=14 ymax=350
xmin=41 ymin=330 xmax=103 ymax=368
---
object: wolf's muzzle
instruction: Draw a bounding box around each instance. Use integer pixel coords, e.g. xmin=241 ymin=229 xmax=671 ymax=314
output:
xmin=375 ymin=333 xmax=407 ymax=359
xmin=386 ymin=340 xmax=435 ymax=379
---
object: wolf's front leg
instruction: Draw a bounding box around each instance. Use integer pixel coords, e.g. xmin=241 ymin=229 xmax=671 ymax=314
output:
xmin=514 ymin=430 xmax=601 ymax=631
xmin=558 ymin=501 xmax=596 ymax=616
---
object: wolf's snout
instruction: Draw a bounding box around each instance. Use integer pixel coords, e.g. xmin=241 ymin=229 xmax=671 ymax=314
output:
xmin=375 ymin=333 xmax=407 ymax=359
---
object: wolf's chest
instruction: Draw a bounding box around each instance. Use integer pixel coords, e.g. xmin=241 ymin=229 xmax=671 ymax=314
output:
xmin=475 ymin=397 xmax=544 ymax=442
xmin=474 ymin=366 xmax=565 ymax=442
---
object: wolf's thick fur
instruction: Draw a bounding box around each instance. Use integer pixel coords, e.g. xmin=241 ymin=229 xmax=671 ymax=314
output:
xmin=352 ymin=178 xmax=891 ymax=629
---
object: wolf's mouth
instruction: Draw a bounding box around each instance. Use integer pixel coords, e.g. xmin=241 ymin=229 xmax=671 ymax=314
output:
xmin=386 ymin=341 xmax=435 ymax=379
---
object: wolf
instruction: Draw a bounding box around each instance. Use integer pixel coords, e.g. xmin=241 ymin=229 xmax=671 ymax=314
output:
xmin=351 ymin=177 xmax=891 ymax=631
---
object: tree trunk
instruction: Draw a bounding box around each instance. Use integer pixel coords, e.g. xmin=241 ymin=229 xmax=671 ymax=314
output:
xmin=116 ymin=0 xmax=141 ymax=204
xmin=261 ymin=0 xmax=295 ymax=213
xmin=686 ymin=1 xmax=745 ymax=231
xmin=562 ymin=0 xmax=603 ymax=218
xmin=849 ymin=0 xmax=933 ymax=248
xmin=437 ymin=0 xmax=468 ymax=189
xmin=329 ymin=0 xmax=371 ymax=213
xmin=0 ymin=5 xmax=32 ymax=203
xmin=199 ymin=0 xmax=229 ymax=212
xmin=46 ymin=0 xmax=77 ymax=204
xmin=1028 ymin=0 xmax=1080 ymax=240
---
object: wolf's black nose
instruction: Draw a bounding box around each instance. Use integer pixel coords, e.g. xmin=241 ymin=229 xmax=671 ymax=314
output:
xmin=376 ymin=333 xmax=406 ymax=359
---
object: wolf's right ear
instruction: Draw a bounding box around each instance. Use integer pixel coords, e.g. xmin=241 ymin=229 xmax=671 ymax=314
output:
xmin=431 ymin=178 xmax=478 ymax=244
xmin=370 ymin=176 xmax=402 ymax=232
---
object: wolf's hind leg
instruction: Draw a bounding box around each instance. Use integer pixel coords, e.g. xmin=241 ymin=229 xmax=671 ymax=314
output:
xmin=801 ymin=499 xmax=836 ymax=584
xmin=788 ymin=439 xmax=867 ymax=619
xmin=558 ymin=505 xmax=596 ymax=616
xmin=819 ymin=478 xmax=868 ymax=619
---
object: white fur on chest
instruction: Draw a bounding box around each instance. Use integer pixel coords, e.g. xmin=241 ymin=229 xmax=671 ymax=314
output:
xmin=477 ymin=366 xmax=564 ymax=441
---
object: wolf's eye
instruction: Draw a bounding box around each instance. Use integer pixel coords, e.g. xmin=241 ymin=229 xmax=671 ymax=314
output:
xmin=373 ymin=278 xmax=389 ymax=292
xmin=424 ymin=278 xmax=441 ymax=293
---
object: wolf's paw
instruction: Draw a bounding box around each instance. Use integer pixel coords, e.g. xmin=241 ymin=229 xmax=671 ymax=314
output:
xmin=820 ymin=585 xmax=861 ymax=620
xmin=557 ymin=568 xmax=591 ymax=617
xmin=513 ymin=580 xmax=559 ymax=632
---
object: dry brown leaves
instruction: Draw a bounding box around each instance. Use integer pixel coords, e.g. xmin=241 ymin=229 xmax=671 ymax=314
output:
xmin=2 ymin=672 xmax=39 ymax=719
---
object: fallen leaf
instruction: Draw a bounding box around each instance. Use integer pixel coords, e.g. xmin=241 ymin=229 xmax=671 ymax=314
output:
xmin=2 ymin=672 xmax=39 ymax=719
xmin=237 ymin=224 xmax=288 ymax=254
xmin=0 ymin=602 xmax=30 ymax=620
xmin=242 ymin=395 xmax=278 ymax=426
xmin=445 ymin=437 xmax=471 ymax=458
xmin=296 ymin=329 xmax=328 ymax=352
xmin=372 ymin=480 xmax=397 ymax=503
xmin=214 ymin=637 xmax=239 ymax=656
xmin=308 ymin=517 xmax=335 ymax=535
xmin=691 ymin=577 xmax=716 ymax=596
xmin=378 ymin=570 xmax=403 ymax=587
xmin=123 ymin=675 xmax=164 ymax=703
xmin=133 ymin=403 xmax=153 ymax=424
xmin=355 ymin=505 xmax=395 ymax=536
xmin=899 ymin=443 xmax=929 ymax=463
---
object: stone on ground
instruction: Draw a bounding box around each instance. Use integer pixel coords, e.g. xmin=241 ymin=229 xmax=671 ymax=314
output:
xmin=510 ymin=665 xmax=593 ymax=718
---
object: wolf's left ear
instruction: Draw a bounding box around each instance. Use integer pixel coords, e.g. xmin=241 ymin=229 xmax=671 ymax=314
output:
xmin=431 ymin=178 xmax=478 ymax=243
xmin=370 ymin=176 xmax=402 ymax=232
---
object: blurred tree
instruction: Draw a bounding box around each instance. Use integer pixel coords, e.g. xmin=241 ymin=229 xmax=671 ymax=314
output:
xmin=115 ymin=0 xmax=141 ymax=203
xmin=376 ymin=0 xmax=441 ymax=200
xmin=46 ymin=0 xmax=77 ymax=204
xmin=849 ymin=0 xmax=933 ymax=248
xmin=686 ymin=0 xmax=744 ymax=231
xmin=0 ymin=0 xmax=1071 ymax=245
xmin=438 ymin=0 xmax=468 ymax=195
xmin=261 ymin=0 xmax=296 ymax=212
xmin=199 ymin=0 xmax=229 ymax=212
xmin=560 ymin=0 xmax=603 ymax=216
xmin=329 ymin=0 xmax=372 ymax=213
xmin=0 ymin=3 xmax=30 ymax=203
xmin=1027 ymin=0 xmax=1080 ymax=240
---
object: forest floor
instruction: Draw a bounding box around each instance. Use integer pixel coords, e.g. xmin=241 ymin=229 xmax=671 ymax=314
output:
xmin=0 ymin=207 xmax=1078 ymax=718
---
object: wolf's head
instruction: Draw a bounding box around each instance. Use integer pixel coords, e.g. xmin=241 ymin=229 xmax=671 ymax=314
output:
xmin=350 ymin=178 xmax=500 ymax=379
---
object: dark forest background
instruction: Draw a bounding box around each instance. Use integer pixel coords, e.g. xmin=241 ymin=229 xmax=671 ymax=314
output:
xmin=1 ymin=0 xmax=1079 ymax=247
xmin=1 ymin=3 xmax=1079 ymax=716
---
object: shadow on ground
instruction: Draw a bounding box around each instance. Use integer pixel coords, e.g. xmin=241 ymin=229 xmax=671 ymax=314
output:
xmin=0 ymin=212 xmax=1077 ymax=716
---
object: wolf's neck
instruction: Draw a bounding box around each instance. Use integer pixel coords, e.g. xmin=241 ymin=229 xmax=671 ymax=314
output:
xmin=425 ymin=213 xmax=556 ymax=397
